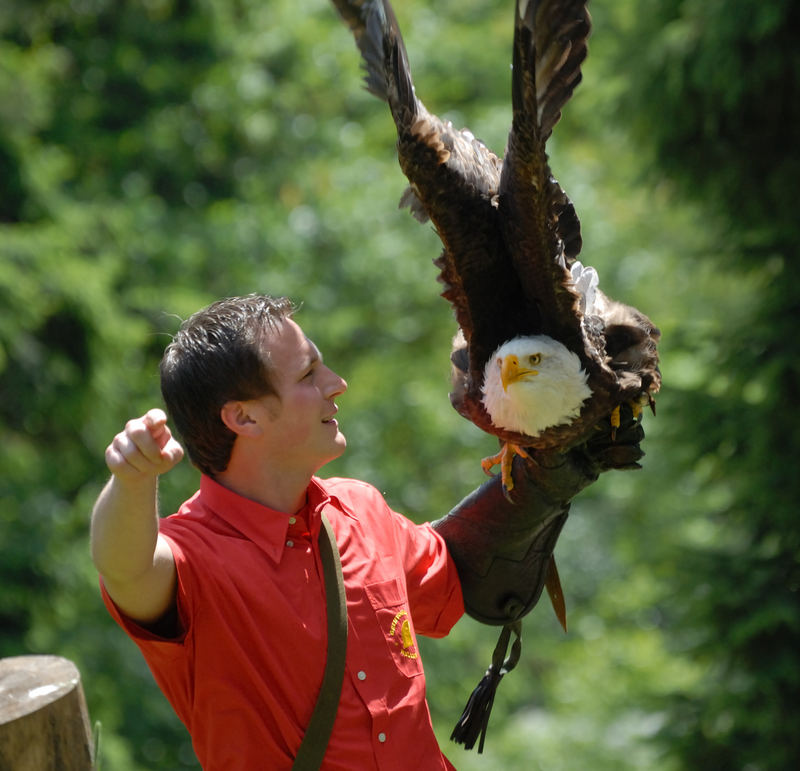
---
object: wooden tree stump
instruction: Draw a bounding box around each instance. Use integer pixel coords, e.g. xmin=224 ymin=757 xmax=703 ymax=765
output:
xmin=0 ymin=655 xmax=94 ymax=771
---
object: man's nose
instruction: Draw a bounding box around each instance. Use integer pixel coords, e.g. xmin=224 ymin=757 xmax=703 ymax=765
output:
xmin=324 ymin=367 xmax=347 ymax=398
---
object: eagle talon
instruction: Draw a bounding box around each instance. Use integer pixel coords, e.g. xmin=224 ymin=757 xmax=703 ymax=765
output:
xmin=480 ymin=451 xmax=503 ymax=477
xmin=610 ymin=399 xmax=647 ymax=440
xmin=481 ymin=443 xmax=529 ymax=498
xmin=610 ymin=405 xmax=621 ymax=440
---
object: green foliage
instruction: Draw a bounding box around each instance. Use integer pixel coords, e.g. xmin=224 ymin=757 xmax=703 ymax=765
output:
xmin=619 ymin=0 xmax=800 ymax=241
xmin=601 ymin=1 xmax=800 ymax=769
xmin=2 ymin=0 xmax=797 ymax=769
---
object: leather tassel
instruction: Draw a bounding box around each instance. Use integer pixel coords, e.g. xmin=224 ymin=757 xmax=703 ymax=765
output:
xmin=450 ymin=621 xmax=522 ymax=752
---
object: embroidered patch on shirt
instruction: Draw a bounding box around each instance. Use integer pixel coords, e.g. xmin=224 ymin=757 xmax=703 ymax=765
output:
xmin=389 ymin=610 xmax=418 ymax=660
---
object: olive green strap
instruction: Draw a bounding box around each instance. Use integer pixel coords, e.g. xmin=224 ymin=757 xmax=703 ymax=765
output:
xmin=291 ymin=512 xmax=348 ymax=770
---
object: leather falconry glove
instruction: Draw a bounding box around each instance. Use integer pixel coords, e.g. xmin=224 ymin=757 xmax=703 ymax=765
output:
xmin=432 ymin=403 xmax=645 ymax=752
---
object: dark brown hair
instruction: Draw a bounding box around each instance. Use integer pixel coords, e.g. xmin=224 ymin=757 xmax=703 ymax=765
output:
xmin=159 ymin=294 xmax=296 ymax=476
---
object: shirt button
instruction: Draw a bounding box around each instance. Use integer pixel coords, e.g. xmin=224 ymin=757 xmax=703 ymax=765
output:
xmin=378 ymin=732 xmax=387 ymax=743
xmin=357 ymin=671 xmax=366 ymax=681
xmin=286 ymin=540 xmax=294 ymax=548
xmin=288 ymin=517 xmax=297 ymax=525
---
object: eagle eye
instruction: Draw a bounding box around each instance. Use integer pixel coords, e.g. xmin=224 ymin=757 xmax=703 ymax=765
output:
xmin=528 ymin=353 xmax=542 ymax=366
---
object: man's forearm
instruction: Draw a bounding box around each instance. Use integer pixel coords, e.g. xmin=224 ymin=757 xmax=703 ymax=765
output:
xmin=91 ymin=474 xmax=161 ymax=583
xmin=90 ymin=409 xmax=183 ymax=623
xmin=433 ymin=455 xmax=572 ymax=625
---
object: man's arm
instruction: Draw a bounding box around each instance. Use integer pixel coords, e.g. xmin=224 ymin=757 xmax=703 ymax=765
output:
xmin=90 ymin=408 xmax=184 ymax=625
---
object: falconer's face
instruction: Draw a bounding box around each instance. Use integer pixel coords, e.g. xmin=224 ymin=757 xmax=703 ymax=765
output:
xmin=259 ymin=318 xmax=348 ymax=473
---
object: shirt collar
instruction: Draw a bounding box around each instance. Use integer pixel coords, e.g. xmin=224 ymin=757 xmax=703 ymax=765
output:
xmin=196 ymin=474 xmax=335 ymax=564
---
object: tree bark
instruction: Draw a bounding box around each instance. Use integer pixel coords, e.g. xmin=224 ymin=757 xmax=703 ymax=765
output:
xmin=0 ymin=655 xmax=94 ymax=770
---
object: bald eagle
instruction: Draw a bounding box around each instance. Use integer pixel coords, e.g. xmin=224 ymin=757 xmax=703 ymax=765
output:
xmin=331 ymin=0 xmax=661 ymax=491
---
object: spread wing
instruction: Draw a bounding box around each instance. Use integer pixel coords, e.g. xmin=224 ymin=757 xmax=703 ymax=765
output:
xmin=499 ymin=0 xmax=590 ymax=356
xmin=331 ymin=0 xmax=660 ymax=450
xmin=330 ymin=0 xmax=524 ymax=359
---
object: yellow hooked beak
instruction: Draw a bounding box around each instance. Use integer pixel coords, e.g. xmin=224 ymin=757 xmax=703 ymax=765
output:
xmin=500 ymin=355 xmax=538 ymax=392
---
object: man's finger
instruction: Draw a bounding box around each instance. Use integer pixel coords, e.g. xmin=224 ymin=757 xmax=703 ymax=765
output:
xmin=122 ymin=417 xmax=165 ymax=463
xmin=146 ymin=412 xmax=184 ymax=465
xmin=160 ymin=437 xmax=185 ymax=466
xmin=106 ymin=432 xmax=151 ymax=475
xmin=143 ymin=408 xmax=170 ymax=449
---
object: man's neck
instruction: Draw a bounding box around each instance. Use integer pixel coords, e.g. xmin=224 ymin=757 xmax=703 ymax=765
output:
xmin=214 ymin=462 xmax=311 ymax=514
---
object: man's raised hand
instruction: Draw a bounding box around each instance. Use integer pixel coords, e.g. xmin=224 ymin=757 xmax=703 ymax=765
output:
xmin=105 ymin=408 xmax=184 ymax=480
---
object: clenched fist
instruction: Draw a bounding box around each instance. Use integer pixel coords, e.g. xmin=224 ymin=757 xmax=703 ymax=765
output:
xmin=105 ymin=408 xmax=184 ymax=480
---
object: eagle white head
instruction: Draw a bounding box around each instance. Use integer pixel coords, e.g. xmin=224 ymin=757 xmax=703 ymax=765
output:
xmin=481 ymin=335 xmax=592 ymax=437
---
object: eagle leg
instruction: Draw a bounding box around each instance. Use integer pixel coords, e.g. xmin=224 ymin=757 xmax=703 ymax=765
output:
xmin=481 ymin=442 xmax=530 ymax=497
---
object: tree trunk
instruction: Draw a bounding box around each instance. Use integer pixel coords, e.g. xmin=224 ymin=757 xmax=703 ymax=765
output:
xmin=0 ymin=655 xmax=94 ymax=770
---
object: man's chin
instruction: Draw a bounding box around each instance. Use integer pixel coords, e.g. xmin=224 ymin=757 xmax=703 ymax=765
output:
xmin=328 ymin=431 xmax=347 ymax=460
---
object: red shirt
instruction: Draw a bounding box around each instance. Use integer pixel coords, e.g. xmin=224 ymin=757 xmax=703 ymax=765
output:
xmin=102 ymin=474 xmax=464 ymax=770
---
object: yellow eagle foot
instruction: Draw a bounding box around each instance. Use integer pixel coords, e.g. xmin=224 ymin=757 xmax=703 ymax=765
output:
xmin=610 ymin=398 xmax=647 ymax=440
xmin=481 ymin=442 xmax=530 ymax=496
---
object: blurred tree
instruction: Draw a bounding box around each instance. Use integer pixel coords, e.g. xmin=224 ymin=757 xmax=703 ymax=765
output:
xmin=607 ymin=1 xmax=800 ymax=769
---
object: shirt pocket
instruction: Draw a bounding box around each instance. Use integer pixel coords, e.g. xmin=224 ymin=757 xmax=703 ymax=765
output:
xmin=364 ymin=577 xmax=424 ymax=679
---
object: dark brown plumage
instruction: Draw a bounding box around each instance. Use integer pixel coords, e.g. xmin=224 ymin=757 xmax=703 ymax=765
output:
xmin=331 ymin=0 xmax=661 ymax=457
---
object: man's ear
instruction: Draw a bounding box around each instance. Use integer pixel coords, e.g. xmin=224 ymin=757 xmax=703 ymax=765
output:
xmin=220 ymin=400 xmax=262 ymax=437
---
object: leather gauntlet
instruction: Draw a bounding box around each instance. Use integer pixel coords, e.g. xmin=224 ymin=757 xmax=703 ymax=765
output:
xmin=433 ymin=405 xmax=645 ymax=626
xmin=436 ymin=401 xmax=647 ymax=752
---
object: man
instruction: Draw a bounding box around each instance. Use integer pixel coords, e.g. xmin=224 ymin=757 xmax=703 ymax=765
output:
xmin=91 ymin=294 xmax=464 ymax=769
xmin=92 ymin=293 xmax=644 ymax=768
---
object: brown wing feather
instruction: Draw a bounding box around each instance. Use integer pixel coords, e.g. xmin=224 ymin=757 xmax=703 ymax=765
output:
xmin=497 ymin=0 xmax=591 ymax=359
xmin=331 ymin=0 xmax=534 ymax=380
